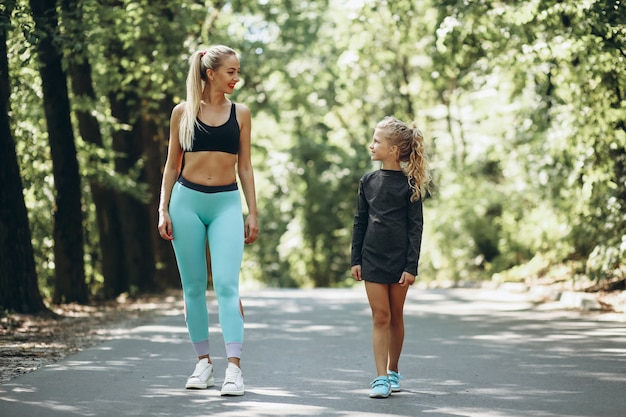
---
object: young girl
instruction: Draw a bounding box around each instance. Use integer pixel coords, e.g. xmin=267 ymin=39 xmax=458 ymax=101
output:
xmin=351 ymin=116 xmax=430 ymax=398
xmin=158 ymin=45 xmax=258 ymax=395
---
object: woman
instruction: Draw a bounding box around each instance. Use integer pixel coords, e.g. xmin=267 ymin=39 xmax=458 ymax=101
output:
xmin=158 ymin=45 xmax=258 ymax=396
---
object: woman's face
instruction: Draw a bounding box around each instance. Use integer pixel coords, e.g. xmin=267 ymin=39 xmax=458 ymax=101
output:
xmin=208 ymin=54 xmax=241 ymax=94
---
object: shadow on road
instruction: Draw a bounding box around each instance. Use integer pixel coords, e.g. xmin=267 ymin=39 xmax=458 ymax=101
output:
xmin=1 ymin=288 xmax=625 ymax=417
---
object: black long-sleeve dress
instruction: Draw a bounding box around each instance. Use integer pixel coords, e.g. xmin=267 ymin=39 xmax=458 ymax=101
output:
xmin=351 ymin=169 xmax=424 ymax=284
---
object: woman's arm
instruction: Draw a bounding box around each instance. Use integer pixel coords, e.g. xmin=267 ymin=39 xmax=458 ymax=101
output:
xmin=157 ymin=104 xmax=185 ymax=240
xmin=235 ymin=103 xmax=258 ymax=244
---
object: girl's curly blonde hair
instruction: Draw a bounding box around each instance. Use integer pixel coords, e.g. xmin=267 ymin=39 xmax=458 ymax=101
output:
xmin=377 ymin=116 xmax=431 ymax=201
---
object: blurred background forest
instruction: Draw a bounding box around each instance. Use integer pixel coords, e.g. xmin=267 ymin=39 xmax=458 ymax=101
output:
xmin=1 ymin=0 xmax=624 ymax=313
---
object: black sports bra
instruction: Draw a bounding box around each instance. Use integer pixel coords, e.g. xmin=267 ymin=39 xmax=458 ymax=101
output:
xmin=189 ymin=103 xmax=240 ymax=154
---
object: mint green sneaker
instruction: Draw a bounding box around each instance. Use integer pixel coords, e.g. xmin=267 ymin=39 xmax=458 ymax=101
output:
xmin=387 ymin=370 xmax=403 ymax=392
xmin=369 ymin=376 xmax=391 ymax=398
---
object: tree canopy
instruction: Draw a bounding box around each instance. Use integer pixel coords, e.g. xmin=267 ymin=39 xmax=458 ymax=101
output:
xmin=1 ymin=0 xmax=624 ymax=311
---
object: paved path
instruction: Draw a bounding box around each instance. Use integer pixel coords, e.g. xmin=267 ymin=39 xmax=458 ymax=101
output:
xmin=1 ymin=288 xmax=625 ymax=417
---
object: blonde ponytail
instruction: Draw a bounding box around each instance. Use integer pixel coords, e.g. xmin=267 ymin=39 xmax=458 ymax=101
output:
xmin=179 ymin=51 xmax=204 ymax=150
xmin=406 ymin=124 xmax=431 ymax=202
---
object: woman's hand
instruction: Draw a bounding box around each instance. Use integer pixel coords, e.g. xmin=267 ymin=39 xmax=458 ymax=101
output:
xmin=244 ymin=214 xmax=258 ymax=244
xmin=158 ymin=210 xmax=174 ymax=241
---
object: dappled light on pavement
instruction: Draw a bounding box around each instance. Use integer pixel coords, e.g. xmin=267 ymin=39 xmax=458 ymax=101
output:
xmin=1 ymin=288 xmax=624 ymax=417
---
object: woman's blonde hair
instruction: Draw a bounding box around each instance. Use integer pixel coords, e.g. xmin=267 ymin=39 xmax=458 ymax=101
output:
xmin=377 ymin=116 xmax=431 ymax=201
xmin=179 ymin=45 xmax=238 ymax=150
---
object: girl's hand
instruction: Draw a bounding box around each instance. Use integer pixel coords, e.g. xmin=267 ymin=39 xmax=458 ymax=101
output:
xmin=244 ymin=214 xmax=259 ymax=244
xmin=158 ymin=211 xmax=174 ymax=241
xmin=351 ymin=265 xmax=362 ymax=281
xmin=398 ymin=272 xmax=415 ymax=287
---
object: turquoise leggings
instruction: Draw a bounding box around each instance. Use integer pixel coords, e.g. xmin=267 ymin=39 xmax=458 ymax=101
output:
xmin=169 ymin=177 xmax=244 ymax=359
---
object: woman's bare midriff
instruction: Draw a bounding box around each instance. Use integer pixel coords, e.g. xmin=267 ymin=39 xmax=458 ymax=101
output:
xmin=181 ymin=151 xmax=238 ymax=186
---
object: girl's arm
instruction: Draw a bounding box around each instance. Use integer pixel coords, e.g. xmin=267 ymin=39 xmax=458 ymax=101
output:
xmin=404 ymin=197 xmax=424 ymax=275
xmin=236 ymin=103 xmax=258 ymax=244
xmin=351 ymin=179 xmax=368 ymax=268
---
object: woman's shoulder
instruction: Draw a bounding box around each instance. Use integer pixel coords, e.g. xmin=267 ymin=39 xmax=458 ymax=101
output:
xmin=233 ymin=102 xmax=251 ymax=130
xmin=171 ymin=102 xmax=186 ymax=117
xmin=233 ymin=102 xmax=251 ymax=117
xmin=168 ymin=102 xmax=187 ymax=127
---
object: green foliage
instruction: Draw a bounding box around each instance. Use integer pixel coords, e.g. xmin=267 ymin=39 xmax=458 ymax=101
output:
xmin=427 ymin=0 xmax=625 ymax=283
xmin=5 ymin=0 xmax=624 ymax=297
xmin=513 ymin=0 xmax=625 ymax=281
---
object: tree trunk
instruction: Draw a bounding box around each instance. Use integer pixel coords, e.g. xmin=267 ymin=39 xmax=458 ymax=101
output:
xmin=0 ymin=1 xmax=49 ymax=314
xmin=143 ymin=101 xmax=180 ymax=290
xmin=59 ymin=0 xmax=128 ymax=299
xmin=30 ymin=0 xmax=88 ymax=304
xmin=108 ymin=92 xmax=157 ymax=294
xmin=144 ymin=0 xmax=184 ymax=289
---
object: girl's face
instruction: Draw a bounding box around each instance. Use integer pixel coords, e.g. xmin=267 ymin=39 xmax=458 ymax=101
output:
xmin=369 ymin=128 xmax=397 ymax=163
xmin=207 ymin=54 xmax=241 ymax=94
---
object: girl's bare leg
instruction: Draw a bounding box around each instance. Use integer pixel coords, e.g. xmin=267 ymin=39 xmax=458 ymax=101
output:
xmin=387 ymin=283 xmax=409 ymax=372
xmin=365 ymin=281 xmax=391 ymax=376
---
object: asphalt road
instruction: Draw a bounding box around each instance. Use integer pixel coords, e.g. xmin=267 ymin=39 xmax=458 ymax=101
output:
xmin=1 ymin=287 xmax=625 ymax=417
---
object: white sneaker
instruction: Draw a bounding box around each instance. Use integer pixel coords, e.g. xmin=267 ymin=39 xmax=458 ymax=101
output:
xmin=220 ymin=362 xmax=245 ymax=396
xmin=185 ymin=358 xmax=215 ymax=389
